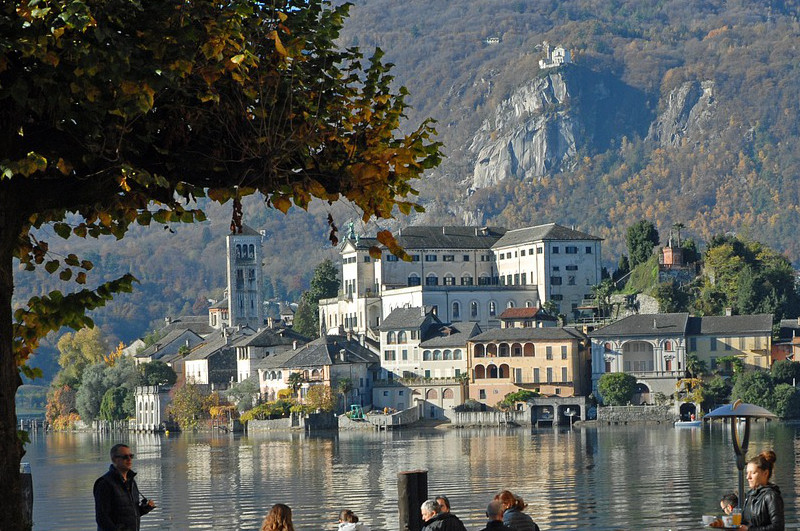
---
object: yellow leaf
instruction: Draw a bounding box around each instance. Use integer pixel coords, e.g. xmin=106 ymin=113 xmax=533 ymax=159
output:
xmin=271 ymin=195 xmax=291 ymax=213
xmin=230 ymin=54 xmax=245 ymax=64
xmin=269 ymin=30 xmax=287 ymax=57
xmin=56 ymin=158 xmax=72 ymax=175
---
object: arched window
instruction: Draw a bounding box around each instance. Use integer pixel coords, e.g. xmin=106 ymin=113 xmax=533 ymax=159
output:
xmin=524 ymin=344 xmax=535 ymax=357
xmin=507 ymin=300 xmax=515 ymax=309
xmin=452 ymin=302 xmax=461 ymax=320
xmin=604 ymin=342 xmax=613 ymax=353
xmin=453 ymin=349 xmax=463 ymax=360
xmin=499 ymin=344 xmax=509 ymax=357
xmin=423 ymin=350 xmax=432 ymax=361
xmin=443 ymin=388 xmax=454 ymax=399
xmin=387 ymin=331 xmax=396 ymax=344
xmin=408 ymin=274 xmax=421 ymax=287
xmin=433 ymin=350 xmax=442 ymax=360
xmin=461 ymin=274 xmax=473 ymax=286
xmin=248 ymin=244 xmax=255 ymax=258
xmin=426 ymin=274 xmax=438 ymax=286
xmin=398 ymin=331 xmax=408 ymax=344
xmin=664 ymin=340 xmax=673 ymax=351
xmin=489 ymin=301 xmax=497 ymax=316
xmin=512 ymin=343 xmax=523 ymax=356
xmin=488 ymin=365 xmax=498 ymax=378
xmin=473 ymin=345 xmax=485 ymax=358
xmin=499 ymin=364 xmax=510 ymax=379
xmin=444 ymin=274 xmax=456 ymax=286
xmin=443 ymin=349 xmax=452 ymax=360
xmin=525 ymin=300 xmax=534 ymax=307
xmin=236 ymin=244 xmax=242 ymax=258
xmin=471 ymin=301 xmax=479 ymax=319
xmin=475 ymin=365 xmax=486 ymax=379
xmin=426 ymin=389 xmax=438 ymax=399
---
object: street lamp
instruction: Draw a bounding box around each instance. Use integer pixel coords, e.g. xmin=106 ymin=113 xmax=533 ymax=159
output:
xmin=705 ymin=400 xmax=777 ymax=504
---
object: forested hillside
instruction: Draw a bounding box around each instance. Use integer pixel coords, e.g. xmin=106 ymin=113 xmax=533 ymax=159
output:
xmin=15 ymin=0 xmax=800 ymax=380
xmin=340 ymin=0 xmax=800 ymax=259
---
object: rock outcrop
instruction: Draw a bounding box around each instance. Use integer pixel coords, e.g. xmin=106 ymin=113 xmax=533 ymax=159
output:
xmin=647 ymin=80 xmax=716 ymax=147
xmin=468 ymin=66 xmax=650 ymax=189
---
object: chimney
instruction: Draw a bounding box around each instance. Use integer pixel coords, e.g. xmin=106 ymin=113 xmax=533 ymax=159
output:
xmin=653 ymin=318 xmax=657 ymax=329
xmin=725 ymin=307 xmax=733 ymax=316
xmin=292 ymin=340 xmax=298 ymax=350
xmin=165 ymin=316 xmax=171 ymax=326
xmin=347 ymin=330 xmax=353 ymax=342
xmin=339 ymin=349 xmax=347 ymax=362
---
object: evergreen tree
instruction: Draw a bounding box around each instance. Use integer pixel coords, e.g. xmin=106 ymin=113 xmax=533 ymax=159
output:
xmin=293 ymin=259 xmax=340 ymax=337
xmin=626 ymin=220 xmax=660 ymax=268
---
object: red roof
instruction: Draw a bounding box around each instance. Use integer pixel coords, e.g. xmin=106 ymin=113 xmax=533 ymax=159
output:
xmin=499 ymin=307 xmax=543 ymax=319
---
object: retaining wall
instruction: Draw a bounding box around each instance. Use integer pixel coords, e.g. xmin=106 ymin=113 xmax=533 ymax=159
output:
xmin=452 ymin=410 xmax=530 ymax=427
xmin=597 ymin=404 xmax=678 ymax=424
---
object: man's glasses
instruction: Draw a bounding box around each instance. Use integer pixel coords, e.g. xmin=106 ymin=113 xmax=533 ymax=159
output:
xmin=114 ymin=454 xmax=135 ymax=460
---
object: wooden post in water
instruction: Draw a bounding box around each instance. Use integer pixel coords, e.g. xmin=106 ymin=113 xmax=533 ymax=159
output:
xmin=21 ymin=462 xmax=33 ymax=529
xmin=397 ymin=469 xmax=427 ymax=531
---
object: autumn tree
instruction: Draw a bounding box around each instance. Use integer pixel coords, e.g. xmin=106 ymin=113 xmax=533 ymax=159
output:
xmin=597 ymin=373 xmax=637 ymax=406
xmin=53 ymin=327 xmax=109 ymax=388
xmin=0 ymin=0 xmax=440 ymax=524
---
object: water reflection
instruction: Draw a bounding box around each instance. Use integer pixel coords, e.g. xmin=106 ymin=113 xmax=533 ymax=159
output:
xmin=25 ymin=423 xmax=798 ymax=530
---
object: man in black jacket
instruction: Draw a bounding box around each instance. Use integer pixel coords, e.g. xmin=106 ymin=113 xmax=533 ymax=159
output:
xmin=480 ymin=501 xmax=514 ymax=531
xmin=94 ymin=443 xmax=156 ymax=531
xmin=421 ymin=499 xmax=467 ymax=531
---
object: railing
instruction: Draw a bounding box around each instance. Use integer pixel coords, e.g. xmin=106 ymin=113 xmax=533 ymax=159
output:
xmin=373 ymin=377 xmax=465 ymax=387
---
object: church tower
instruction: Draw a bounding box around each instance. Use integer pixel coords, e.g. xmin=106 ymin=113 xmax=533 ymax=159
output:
xmin=226 ymin=224 xmax=264 ymax=329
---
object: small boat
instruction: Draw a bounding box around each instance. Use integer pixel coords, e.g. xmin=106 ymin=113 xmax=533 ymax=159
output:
xmin=674 ymin=420 xmax=702 ymax=427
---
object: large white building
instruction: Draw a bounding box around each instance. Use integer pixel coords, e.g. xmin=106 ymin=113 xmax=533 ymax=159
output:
xmin=319 ymin=223 xmax=602 ymax=340
xmin=225 ymin=224 xmax=264 ymax=329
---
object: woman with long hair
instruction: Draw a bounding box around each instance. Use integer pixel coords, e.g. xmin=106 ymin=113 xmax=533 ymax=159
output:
xmin=494 ymin=491 xmax=540 ymax=531
xmin=740 ymin=450 xmax=784 ymax=531
xmin=261 ymin=503 xmax=295 ymax=531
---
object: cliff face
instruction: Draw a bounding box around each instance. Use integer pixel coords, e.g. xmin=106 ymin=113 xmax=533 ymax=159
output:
xmin=647 ymin=80 xmax=716 ymax=147
xmin=468 ymin=66 xmax=650 ymax=189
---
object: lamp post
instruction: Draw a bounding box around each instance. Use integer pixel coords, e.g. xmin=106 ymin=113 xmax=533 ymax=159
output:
xmin=705 ymin=400 xmax=777 ymax=504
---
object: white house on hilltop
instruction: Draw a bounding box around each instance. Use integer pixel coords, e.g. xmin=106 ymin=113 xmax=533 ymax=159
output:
xmin=539 ymin=41 xmax=572 ymax=69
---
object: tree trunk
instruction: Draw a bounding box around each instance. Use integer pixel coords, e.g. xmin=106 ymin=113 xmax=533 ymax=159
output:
xmin=0 ymin=198 xmax=25 ymax=529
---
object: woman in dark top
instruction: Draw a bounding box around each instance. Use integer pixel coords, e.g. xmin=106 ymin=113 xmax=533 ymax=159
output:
xmin=739 ymin=450 xmax=784 ymax=531
xmin=494 ymin=490 xmax=540 ymax=531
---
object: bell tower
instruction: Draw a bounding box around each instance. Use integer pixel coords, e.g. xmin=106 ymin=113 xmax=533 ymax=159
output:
xmin=226 ymin=224 xmax=264 ymax=329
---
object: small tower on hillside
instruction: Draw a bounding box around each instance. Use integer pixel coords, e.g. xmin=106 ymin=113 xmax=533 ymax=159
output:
xmin=226 ymin=224 xmax=264 ymax=329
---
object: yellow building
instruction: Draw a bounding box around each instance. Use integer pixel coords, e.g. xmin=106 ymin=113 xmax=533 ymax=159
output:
xmin=686 ymin=314 xmax=773 ymax=371
xmin=467 ymin=327 xmax=589 ymax=406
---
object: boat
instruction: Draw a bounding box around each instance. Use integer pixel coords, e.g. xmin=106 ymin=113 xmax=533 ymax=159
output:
xmin=674 ymin=420 xmax=702 ymax=427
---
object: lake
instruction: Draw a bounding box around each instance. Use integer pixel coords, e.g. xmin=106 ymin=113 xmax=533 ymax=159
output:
xmin=23 ymin=422 xmax=800 ymax=530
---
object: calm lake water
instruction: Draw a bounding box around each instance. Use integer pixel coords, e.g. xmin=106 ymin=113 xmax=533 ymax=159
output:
xmin=23 ymin=422 xmax=800 ymax=530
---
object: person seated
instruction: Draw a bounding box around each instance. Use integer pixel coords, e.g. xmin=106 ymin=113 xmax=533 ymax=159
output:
xmin=721 ymin=493 xmax=739 ymax=515
xmin=420 ymin=499 xmax=467 ymax=531
xmin=338 ymin=509 xmax=371 ymax=531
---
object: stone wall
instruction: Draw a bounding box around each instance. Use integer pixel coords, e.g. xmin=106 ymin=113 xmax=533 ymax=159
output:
xmin=597 ymin=404 xmax=678 ymax=423
xmin=248 ymin=412 xmax=337 ymax=432
xmin=453 ymin=410 xmax=530 ymax=427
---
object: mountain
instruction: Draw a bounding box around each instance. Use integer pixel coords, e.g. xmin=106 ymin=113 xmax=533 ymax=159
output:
xmin=15 ymin=0 xmax=800 ymax=379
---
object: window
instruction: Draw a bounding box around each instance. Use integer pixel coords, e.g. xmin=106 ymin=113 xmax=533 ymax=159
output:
xmin=383 ymin=350 xmax=396 ymax=361
xmin=454 ymin=349 xmax=463 ymax=360
xmin=710 ymin=337 xmax=717 ymax=351
xmin=725 ymin=340 xmax=732 ymax=351
xmin=425 ymin=254 xmax=437 ymax=262
xmin=383 ymin=391 xmax=389 ymax=396
xmin=533 ymin=368 xmax=540 ymax=383
xmin=461 ymin=275 xmax=473 ymax=286
xmin=665 ymin=340 xmax=673 ymax=351
xmin=364 ymin=256 xmax=371 ymax=262
xmin=412 ymin=254 xmax=420 ymax=262
xmin=479 ymin=389 xmax=486 ymax=399
xmin=536 ymin=247 xmax=543 ymax=254
xmin=443 ymin=275 xmax=456 ymax=286
xmin=568 ymin=276 xmax=576 ymax=285
xmin=552 ymin=266 xmax=560 ymax=272
xmin=398 ymin=331 xmax=407 ymax=344
xmin=551 ymin=294 xmax=563 ymax=301
xmin=507 ymin=301 xmax=515 ymax=308
xmin=561 ymin=346 xmax=568 ymax=359
xmin=562 ymin=367 xmax=568 ymax=382
xmin=387 ymin=331 xmax=396 ymax=344
xmin=386 ymin=254 xmax=398 ymax=262
xmin=402 ymin=349 xmax=408 ymax=360
xmin=514 ymin=273 xmax=519 ymax=284
xmin=408 ymin=275 xmax=421 ymax=287
xmin=426 ymin=275 xmax=438 ymax=286
xmin=566 ymin=246 xmax=578 ymax=254
xmin=552 ymin=246 xmax=560 ymax=254
xmin=586 ymin=246 xmax=593 ymax=254
xmin=550 ymin=276 xmax=563 ymax=285
xmin=566 ymin=265 xmax=578 ymax=271
xmin=489 ymin=301 xmax=497 ymax=316
xmin=463 ymin=254 xmax=470 ymax=261
xmin=443 ymin=254 xmax=455 ymax=262
xmin=547 ymin=367 xmax=553 ymax=383
xmin=546 ymin=346 xmax=553 ymax=360
xmin=423 ymin=350 xmax=431 ymax=361
xmin=471 ymin=301 xmax=479 ymax=318
xmin=452 ymin=302 xmax=460 ymax=320
xmin=520 ymin=250 xmax=526 ymax=257
xmin=689 ymin=337 xmax=697 ymax=351
xmin=521 ymin=273 xmax=527 ymax=285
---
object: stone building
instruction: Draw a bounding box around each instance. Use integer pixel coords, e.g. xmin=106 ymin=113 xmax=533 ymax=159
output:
xmin=226 ymin=224 xmax=264 ymax=329
xmin=134 ymin=385 xmax=172 ymax=432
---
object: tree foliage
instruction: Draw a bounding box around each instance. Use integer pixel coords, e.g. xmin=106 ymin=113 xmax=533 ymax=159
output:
xmin=0 ymin=0 xmax=441 ymax=523
xmin=139 ymin=360 xmax=177 ymax=387
xmin=597 ymin=372 xmax=637 ymax=406
xmin=168 ymin=382 xmax=206 ymax=431
xmin=626 ymin=220 xmax=660 ymax=268
xmin=731 ymin=371 xmax=776 ymax=412
xmin=701 ymin=376 xmax=731 ymax=409
xmin=293 ymin=258 xmax=340 ymax=337
xmin=99 ymin=387 xmax=129 ymax=421
xmin=771 ymin=360 xmax=800 ymax=386
xmin=305 ymin=384 xmax=335 ymax=412
xmin=53 ymin=327 xmax=108 ymax=388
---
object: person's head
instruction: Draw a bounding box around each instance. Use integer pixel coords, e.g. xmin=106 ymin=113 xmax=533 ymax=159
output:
xmin=435 ymin=495 xmax=451 ymax=513
xmin=109 ymin=444 xmax=134 ymax=473
xmin=485 ymin=500 xmax=505 ymax=522
xmin=746 ymin=450 xmax=777 ymax=490
xmin=339 ymin=509 xmax=358 ymax=523
xmin=420 ymin=499 xmax=440 ymax=521
xmin=720 ymin=493 xmax=738 ymax=514
xmin=262 ymin=504 xmax=294 ymax=531
xmin=494 ymin=490 xmax=526 ymax=511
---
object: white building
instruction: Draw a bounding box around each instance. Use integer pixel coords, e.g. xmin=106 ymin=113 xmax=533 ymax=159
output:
xmin=226 ymin=225 xmax=264 ymax=329
xmin=318 ymin=223 xmax=602 ymax=338
xmin=539 ymin=41 xmax=572 ymax=69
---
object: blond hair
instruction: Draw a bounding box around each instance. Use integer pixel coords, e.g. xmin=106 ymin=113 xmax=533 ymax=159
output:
xmin=261 ymin=504 xmax=294 ymax=531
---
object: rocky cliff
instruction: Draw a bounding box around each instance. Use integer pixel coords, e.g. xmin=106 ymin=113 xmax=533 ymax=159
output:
xmin=468 ymin=66 xmax=650 ymax=189
xmin=647 ymin=80 xmax=716 ymax=147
